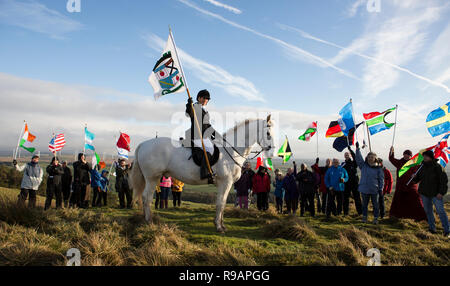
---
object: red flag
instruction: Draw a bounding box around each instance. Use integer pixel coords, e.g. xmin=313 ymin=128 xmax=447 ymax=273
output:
xmin=117 ymin=133 xmax=131 ymax=151
xmin=255 ymin=155 xmax=264 ymax=170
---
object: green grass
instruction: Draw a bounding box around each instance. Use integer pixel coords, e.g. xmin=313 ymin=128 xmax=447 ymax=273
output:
xmin=0 ymin=186 xmax=449 ymax=266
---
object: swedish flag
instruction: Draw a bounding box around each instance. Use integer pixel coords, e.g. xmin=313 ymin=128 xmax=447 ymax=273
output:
xmin=426 ymin=102 xmax=450 ymax=137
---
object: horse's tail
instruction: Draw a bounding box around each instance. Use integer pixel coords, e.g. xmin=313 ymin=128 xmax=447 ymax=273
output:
xmin=130 ymin=144 xmax=145 ymax=206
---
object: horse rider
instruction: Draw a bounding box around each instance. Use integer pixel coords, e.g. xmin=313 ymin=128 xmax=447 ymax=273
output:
xmin=185 ymin=89 xmax=216 ymax=184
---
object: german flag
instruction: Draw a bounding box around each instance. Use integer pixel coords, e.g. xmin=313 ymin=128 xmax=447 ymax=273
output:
xmin=326 ymin=121 xmax=344 ymax=138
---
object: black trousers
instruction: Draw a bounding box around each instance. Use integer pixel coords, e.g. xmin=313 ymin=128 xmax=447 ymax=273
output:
xmin=335 ymin=191 xmax=345 ymax=215
xmin=275 ymin=197 xmax=283 ymax=213
xmin=70 ymin=183 xmax=87 ymax=208
xmin=155 ymin=192 xmax=160 ymax=209
xmin=344 ymin=183 xmax=362 ymax=215
xmin=118 ymin=187 xmax=132 ymax=208
xmin=300 ymin=192 xmax=315 ymax=217
xmin=286 ymin=198 xmax=298 ymax=214
xmin=45 ymin=184 xmax=62 ymax=210
xmin=172 ymin=191 xmax=181 ymax=207
xmin=62 ymin=184 xmax=71 ymax=202
xmin=325 ymin=190 xmax=337 ymax=217
xmin=320 ymin=192 xmax=327 ymax=213
xmin=18 ymin=188 xmax=37 ymax=208
xmin=96 ymin=191 xmax=107 ymax=207
xmin=256 ymin=193 xmax=268 ymax=211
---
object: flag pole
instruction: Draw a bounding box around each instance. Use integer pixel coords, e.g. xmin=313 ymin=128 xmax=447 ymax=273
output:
xmin=350 ymin=98 xmax=359 ymax=144
xmin=365 ymin=121 xmax=372 ymax=152
xmin=14 ymin=120 xmax=26 ymax=160
xmin=391 ymin=104 xmax=398 ymax=147
xmin=83 ymin=123 xmax=87 ymax=154
xmin=169 ymin=26 xmax=213 ymax=177
xmin=107 ymin=135 xmax=117 ymax=183
xmin=52 ymin=133 xmax=56 ymax=160
xmin=315 ymin=123 xmax=319 ymax=158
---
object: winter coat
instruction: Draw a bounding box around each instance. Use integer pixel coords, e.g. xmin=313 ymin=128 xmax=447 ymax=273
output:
xmin=282 ymin=174 xmax=299 ymax=200
xmin=234 ymin=169 xmax=254 ymax=197
xmin=99 ymin=172 xmax=109 ymax=192
xmin=354 ymin=148 xmax=384 ymax=195
xmin=389 ymin=153 xmax=419 ymax=193
xmin=90 ymin=169 xmax=102 ymax=188
xmin=382 ymin=167 xmax=393 ymax=195
xmin=414 ymin=161 xmax=448 ymax=198
xmin=171 ymin=178 xmax=185 ymax=193
xmin=341 ymin=153 xmax=359 ymax=188
xmin=312 ymin=164 xmax=329 ymax=194
xmin=273 ymin=178 xmax=285 ymax=198
xmin=46 ymin=164 xmax=64 ymax=186
xmin=73 ymin=161 xmax=91 ymax=186
xmin=115 ymin=164 xmax=130 ymax=191
xmin=16 ymin=162 xmax=43 ymax=191
xmin=296 ymin=170 xmax=316 ymax=194
xmin=62 ymin=166 xmax=72 ymax=189
xmin=252 ymin=172 xmax=271 ymax=194
xmin=325 ymin=166 xmax=348 ymax=192
xmin=185 ymin=102 xmax=215 ymax=140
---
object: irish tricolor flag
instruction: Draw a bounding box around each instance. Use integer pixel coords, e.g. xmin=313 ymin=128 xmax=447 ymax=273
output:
xmin=92 ymin=152 xmax=106 ymax=170
xmin=19 ymin=124 xmax=36 ymax=153
xmin=298 ymin=122 xmax=317 ymax=141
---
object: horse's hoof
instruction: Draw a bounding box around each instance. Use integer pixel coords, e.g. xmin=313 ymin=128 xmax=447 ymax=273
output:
xmin=216 ymin=227 xmax=225 ymax=233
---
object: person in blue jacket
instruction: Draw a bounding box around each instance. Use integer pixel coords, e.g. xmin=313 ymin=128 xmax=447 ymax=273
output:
xmin=96 ymin=170 xmax=109 ymax=207
xmin=273 ymin=170 xmax=285 ymax=214
xmin=325 ymin=159 xmax=349 ymax=219
xmin=282 ymin=163 xmax=299 ymax=215
xmin=90 ymin=165 xmax=102 ymax=208
xmin=352 ymin=142 xmax=384 ymax=224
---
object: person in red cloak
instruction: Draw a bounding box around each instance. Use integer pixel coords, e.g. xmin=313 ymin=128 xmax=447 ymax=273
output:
xmin=388 ymin=147 xmax=427 ymax=221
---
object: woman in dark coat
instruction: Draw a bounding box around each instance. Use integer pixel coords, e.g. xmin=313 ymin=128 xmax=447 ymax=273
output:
xmin=388 ymin=147 xmax=427 ymax=221
xmin=45 ymin=157 xmax=64 ymax=210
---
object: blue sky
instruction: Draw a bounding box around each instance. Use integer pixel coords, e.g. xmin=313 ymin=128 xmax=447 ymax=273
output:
xmin=0 ymin=0 xmax=449 ymax=160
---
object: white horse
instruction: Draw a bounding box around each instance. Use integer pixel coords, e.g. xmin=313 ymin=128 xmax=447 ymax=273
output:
xmin=130 ymin=115 xmax=276 ymax=233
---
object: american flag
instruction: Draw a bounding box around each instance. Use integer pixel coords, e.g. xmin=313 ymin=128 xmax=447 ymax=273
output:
xmin=49 ymin=134 xmax=66 ymax=153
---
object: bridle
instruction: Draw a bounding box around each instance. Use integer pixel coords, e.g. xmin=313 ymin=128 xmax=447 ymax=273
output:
xmin=220 ymin=122 xmax=272 ymax=169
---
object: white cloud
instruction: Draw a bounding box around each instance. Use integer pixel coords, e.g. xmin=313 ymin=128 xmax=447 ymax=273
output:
xmin=143 ymin=33 xmax=264 ymax=102
xmin=425 ymin=22 xmax=450 ymax=87
xmin=346 ymin=0 xmax=366 ymax=18
xmin=177 ymin=0 xmax=358 ymax=80
xmin=0 ymin=0 xmax=83 ymax=38
xmin=203 ymin=0 xmax=242 ymax=14
xmin=0 ymin=72 xmax=441 ymax=162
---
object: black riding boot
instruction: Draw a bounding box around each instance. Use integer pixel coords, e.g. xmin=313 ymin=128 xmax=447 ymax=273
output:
xmin=200 ymin=154 xmax=215 ymax=184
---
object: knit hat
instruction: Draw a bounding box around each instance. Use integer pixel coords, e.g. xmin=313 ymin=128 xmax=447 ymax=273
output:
xmin=422 ymin=150 xmax=434 ymax=160
xmin=403 ymin=150 xmax=413 ymax=156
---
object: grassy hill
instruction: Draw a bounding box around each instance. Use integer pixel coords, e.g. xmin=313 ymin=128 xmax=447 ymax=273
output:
xmin=0 ymin=187 xmax=449 ymax=266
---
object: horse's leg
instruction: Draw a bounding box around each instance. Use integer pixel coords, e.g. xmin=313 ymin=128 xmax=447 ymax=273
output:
xmin=215 ymin=179 xmax=233 ymax=233
xmin=142 ymin=178 xmax=157 ymax=223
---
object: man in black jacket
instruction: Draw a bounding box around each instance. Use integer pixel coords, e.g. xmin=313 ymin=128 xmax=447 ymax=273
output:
xmin=296 ymin=163 xmax=316 ymax=217
xmin=45 ymin=157 xmax=64 ymax=210
xmin=61 ymin=161 xmax=72 ymax=208
xmin=342 ymin=149 xmax=362 ymax=215
xmin=71 ymin=153 xmax=91 ymax=208
xmin=414 ymin=150 xmax=449 ymax=237
xmin=116 ymin=159 xmax=132 ymax=209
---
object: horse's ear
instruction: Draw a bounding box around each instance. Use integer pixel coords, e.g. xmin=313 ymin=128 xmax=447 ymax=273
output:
xmin=266 ymin=114 xmax=271 ymax=122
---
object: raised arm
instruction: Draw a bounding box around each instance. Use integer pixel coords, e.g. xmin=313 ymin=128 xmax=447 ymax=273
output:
xmin=355 ymin=147 xmax=365 ymax=170
xmin=388 ymin=147 xmax=403 ymax=169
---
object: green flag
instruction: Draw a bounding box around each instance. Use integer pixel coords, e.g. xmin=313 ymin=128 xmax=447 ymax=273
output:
xmin=277 ymin=138 xmax=292 ymax=164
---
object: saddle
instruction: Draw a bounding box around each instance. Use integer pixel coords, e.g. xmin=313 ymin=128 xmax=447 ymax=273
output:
xmin=181 ymin=137 xmax=220 ymax=167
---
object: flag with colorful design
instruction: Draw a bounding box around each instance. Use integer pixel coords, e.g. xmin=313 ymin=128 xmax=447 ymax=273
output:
xmin=48 ymin=134 xmax=66 ymax=153
xmin=426 ymin=102 xmax=450 ymax=137
xmin=363 ymin=107 xmax=396 ymax=136
xmin=326 ymin=121 xmax=344 ymax=138
xmin=19 ymin=123 xmax=36 ymax=153
xmin=298 ymin=122 xmax=317 ymax=142
xmin=277 ymin=138 xmax=292 ymax=164
xmin=399 ymin=133 xmax=450 ymax=177
xmin=92 ymin=152 xmax=106 ymax=170
xmin=117 ymin=132 xmax=131 ymax=159
xmin=85 ymin=127 xmax=95 ymax=152
xmin=148 ymin=32 xmax=186 ymax=100
xmin=338 ymin=102 xmax=355 ymax=136
xmin=255 ymin=154 xmax=274 ymax=171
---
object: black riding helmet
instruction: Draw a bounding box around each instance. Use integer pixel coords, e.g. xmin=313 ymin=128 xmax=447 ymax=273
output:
xmin=197 ymin=89 xmax=210 ymax=101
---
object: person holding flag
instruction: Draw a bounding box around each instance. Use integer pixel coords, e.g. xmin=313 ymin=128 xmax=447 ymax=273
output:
xmin=13 ymin=154 xmax=43 ymax=208
xmin=412 ymin=150 xmax=449 ymax=237
xmin=71 ymin=153 xmax=91 ymax=208
xmin=389 ymin=147 xmax=427 ymax=221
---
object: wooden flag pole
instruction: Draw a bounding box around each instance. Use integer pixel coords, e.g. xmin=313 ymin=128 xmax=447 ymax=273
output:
xmin=169 ymin=27 xmax=213 ymax=177
xmin=14 ymin=121 xmax=26 ymax=160
xmin=315 ymin=123 xmax=319 ymax=157
xmin=391 ymin=104 xmax=398 ymax=147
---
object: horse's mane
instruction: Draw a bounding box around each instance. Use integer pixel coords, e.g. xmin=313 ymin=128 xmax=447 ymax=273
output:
xmin=223 ymin=118 xmax=259 ymax=136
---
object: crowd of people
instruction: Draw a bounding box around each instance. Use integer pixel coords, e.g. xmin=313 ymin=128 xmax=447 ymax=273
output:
xmin=13 ymin=153 xmax=135 ymax=210
xmin=233 ymin=143 xmax=449 ymax=237
xmin=10 ymin=142 xmax=449 ymax=237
